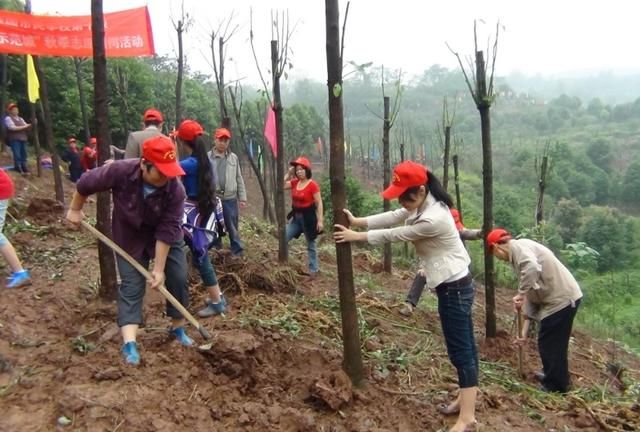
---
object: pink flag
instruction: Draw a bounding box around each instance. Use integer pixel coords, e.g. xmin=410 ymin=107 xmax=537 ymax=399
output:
xmin=264 ymin=105 xmax=278 ymax=157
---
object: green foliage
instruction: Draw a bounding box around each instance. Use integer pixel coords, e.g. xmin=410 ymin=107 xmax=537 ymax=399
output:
xmin=561 ymin=242 xmax=600 ymax=275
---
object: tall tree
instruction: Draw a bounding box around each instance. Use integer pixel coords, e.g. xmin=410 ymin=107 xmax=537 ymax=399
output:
xmin=535 ymin=141 xmax=552 ymax=225
xmin=325 ymin=0 xmax=362 ymax=385
xmin=449 ymin=22 xmax=500 ymax=337
xmin=171 ymin=1 xmax=191 ymax=130
xmin=91 ymin=0 xmax=118 ymax=300
xmin=73 ymin=57 xmax=91 ymax=144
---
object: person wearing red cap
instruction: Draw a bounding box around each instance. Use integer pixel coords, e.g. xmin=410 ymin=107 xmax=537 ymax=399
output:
xmin=399 ymin=208 xmax=482 ymax=317
xmin=80 ymin=137 xmax=98 ymax=172
xmin=334 ymin=160 xmax=479 ymax=432
xmin=66 ymin=135 xmax=193 ymax=366
xmin=176 ymin=120 xmax=227 ymax=318
xmin=4 ymin=103 xmax=32 ymax=174
xmin=208 ymin=127 xmax=246 ymax=256
xmin=60 ymin=137 xmax=83 ymax=183
xmin=0 ymin=169 xmax=30 ymax=288
xmin=284 ymin=156 xmax=324 ymax=278
xmin=124 ymin=108 xmax=164 ymax=159
xmin=487 ymin=228 xmax=583 ymax=393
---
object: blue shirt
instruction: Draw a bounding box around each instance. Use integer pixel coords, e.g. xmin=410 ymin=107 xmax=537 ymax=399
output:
xmin=180 ymin=156 xmax=199 ymax=199
xmin=179 ymin=156 xmax=217 ymax=200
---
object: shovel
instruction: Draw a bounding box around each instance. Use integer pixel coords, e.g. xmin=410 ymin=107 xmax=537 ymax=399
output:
xmin=81 ymin=221 xmax=214 ymax=350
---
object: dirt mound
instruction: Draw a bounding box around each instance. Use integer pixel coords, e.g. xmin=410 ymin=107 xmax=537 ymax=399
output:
xmin=25 ymin=197 xmax=64 ymax=224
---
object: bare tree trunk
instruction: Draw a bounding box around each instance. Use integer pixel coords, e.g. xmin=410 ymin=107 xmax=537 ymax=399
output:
xmin=218 ymin=37 xmax=230 ymax=128
xmin=326 ymin=0 xmax=362 ymax=386
xmin=535 ymin=155 xmax=549 ymax=225
xmin=73 ymin=57 xmax=91 ymax=144
xmin=175 ymin=20 xmax=184 ymax=129
xmin=31 ymin=58 xmax=64 ymax=203
xmin=476 ymin=50 xmax=496 ymax=338
xmin=442 ymin=125 xmax=451 ymax=191
xmin=453 ymin=154 xmax=462 ymax=213
xmin=0 ymin=54 xmax=7 ymax=151
xmin=27 ymin=102 xmax=41 ymax=177
xmin=228 ymin=87 xmax=275 ymax=223
xmin=91 ymin=0 xmax=118 ymax=301
xmin=271 ymin=41 xmax=287 ymax=262
xmin=114 ymin=65 xmax=130 ymax=140
xmin=382 ymin=96 xmax=391 ymax=273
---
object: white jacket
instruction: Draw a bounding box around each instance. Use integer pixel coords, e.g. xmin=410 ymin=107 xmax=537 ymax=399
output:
xmin=366 ymin=194 xmax=470 ymax=289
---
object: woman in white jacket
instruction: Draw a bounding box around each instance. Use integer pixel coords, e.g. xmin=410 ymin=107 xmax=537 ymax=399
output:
xmin=334 ymin=160 xmax=479 ymax=432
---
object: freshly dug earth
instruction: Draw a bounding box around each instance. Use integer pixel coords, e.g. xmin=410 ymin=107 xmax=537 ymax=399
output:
xmin=0 ymin=166 xmax=638 ymax=431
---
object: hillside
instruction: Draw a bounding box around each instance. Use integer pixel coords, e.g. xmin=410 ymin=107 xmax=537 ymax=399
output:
xmin=0 ymin=163 xmax=638 ymax=431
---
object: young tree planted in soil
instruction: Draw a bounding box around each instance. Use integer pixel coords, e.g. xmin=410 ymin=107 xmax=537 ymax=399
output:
xmin=90 ymin=0 xmax=118 ymax=300
xmin=436 ymin=97 xmax=456 ymax=191
xmin=449 ymin=21 xmax=500 ymax=337
xmin=535 ymin=141 xmax=553 ymax=226
xmin=325 ymin=0 xmax=363 ymax=385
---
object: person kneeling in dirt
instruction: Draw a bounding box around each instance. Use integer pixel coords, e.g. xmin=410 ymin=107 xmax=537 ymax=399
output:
xmin=487 ymin=228 xmax=583 ymax=393
xmin=399 ymin=208 xmax=482 ymax=317
xmin=176 ymin=120 xmax=227 ymax=318
xmin=66 ymin=135 xmax=193 ymax=366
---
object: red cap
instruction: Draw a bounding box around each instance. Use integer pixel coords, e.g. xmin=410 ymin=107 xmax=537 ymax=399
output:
xmin=450 ymin=209 xmax=464 ymax=231
xmin=89 ymin=137 xmax=97 ymax=145
xmin=215 ymin=128 xmax=231 ymax=139
xmin=381 ymin=161 xmax=428 ymax=200
xmin=143 ymin=108 xmax=163 ymax=123
xmin=289 ymin=156 xmax=311 ymax=170
xmin=486 ymin=228 xmax=511 ymax=248
xmin=142 ymin=135 xmax=185 ymax=178
xmin=6 ymin=103 xmax=17 ymax=111
xmin=177 ymin=119 xmax=204 ymax=141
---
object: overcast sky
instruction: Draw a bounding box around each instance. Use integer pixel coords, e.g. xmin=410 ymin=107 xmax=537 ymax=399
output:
xmin=31 ymin=0 xmax=640 ymax=85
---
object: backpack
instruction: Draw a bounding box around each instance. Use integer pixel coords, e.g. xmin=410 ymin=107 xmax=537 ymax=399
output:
xmin=182 ymin=198 xmax=226 ymax=264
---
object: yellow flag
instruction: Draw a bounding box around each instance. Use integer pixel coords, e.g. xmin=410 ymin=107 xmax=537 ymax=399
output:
xmin=26 ymin=55 xmax=39 ymax=103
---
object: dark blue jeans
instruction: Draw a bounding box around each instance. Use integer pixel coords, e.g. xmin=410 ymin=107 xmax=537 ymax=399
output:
xmin=194 ymin=253 xmax=218 ymax=286
xmin=8 ymin=140 xmax=28 ymax=173
xmin=220 ymin=198 xmax=244 ymax=256
xmin=436 ymin=277 xmax=478 ymax=388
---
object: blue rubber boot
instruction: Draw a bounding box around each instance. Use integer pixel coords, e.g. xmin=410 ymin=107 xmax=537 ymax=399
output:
xmin=169 ymin=327 xmax=194 ymax=347
xmin=121 ymin=341 xmax=140 ymax=365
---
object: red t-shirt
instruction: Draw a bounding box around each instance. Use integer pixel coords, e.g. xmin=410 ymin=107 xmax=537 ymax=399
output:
xmin=81 ymin=146 xmax=97 ymax=171
xmin=0 ymin=169 xmax=15 ymax=200
xmin=290 ymin=179 xmax=320 ymax=209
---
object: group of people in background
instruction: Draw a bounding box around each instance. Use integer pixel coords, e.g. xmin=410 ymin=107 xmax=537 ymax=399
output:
xmin=1 ymin=101 xmax=584 ymax=432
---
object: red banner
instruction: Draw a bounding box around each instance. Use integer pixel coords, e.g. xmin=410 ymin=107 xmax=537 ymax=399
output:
xmin=0 ymin=6 xmax=154 ymax=57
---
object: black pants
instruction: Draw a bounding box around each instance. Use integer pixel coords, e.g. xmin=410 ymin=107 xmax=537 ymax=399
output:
xmin=538 ymin=298 xmax=581 ymax=393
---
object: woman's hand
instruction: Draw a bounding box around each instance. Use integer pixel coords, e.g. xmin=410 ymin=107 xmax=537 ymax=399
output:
xmin=317 ymin=220 xmax=324 ymax=233
xmin=333 ymin=224 xmax=366 ymax=243
xmin=513 ymin=336 xmax=528 ymax=347
xmin=512 ymin=293 xmax=525 ymax=311
xmin=65 ymin=209 xmax=85 ymax=227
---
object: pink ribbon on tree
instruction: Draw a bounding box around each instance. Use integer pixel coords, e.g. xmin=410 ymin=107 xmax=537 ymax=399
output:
xmin=264 ymin=105 xmax=278 ymax=157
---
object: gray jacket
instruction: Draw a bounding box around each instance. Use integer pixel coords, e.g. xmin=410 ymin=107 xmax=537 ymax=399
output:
xmin=366 ymin=194 xmax=470 ymax=289
xmin=509 ymin=238 xmax=583 ymax=321
xmin=124 ymin=126 xmax=162 ymax=159
xmin=208 ymin=150 xmax=247 ymax=202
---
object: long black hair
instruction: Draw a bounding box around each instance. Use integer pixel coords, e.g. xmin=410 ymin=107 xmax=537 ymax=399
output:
xmin=398 ymin=170 xmax=454 ymax=208
xmin=184 ymin=135 xmax=216 ymax=221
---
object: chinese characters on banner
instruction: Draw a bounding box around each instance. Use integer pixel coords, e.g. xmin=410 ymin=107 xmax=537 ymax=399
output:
xmin=0 ymin=6 xmax=154 ymax=57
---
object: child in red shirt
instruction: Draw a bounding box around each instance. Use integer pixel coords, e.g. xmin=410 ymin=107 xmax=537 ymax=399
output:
xmin=284 ymin=156 xmax=324 ymax=278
